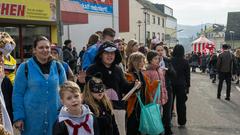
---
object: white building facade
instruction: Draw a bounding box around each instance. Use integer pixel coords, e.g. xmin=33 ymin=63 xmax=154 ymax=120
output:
xmin=119 ymin=0 xmax=166 ymax=46
xmin=154 ymin=4 xmax=177 ymax=47
xmin=62 ymin=0 xmax=119 ymax=51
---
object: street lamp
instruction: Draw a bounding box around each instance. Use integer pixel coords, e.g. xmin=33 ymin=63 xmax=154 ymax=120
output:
xmin=168 ymin=29 xmax=184 ymax=47
xmin=229 ymin=31 xmax=235 ymax=49
xmin=137 ymin=20 xmax=142 ymax=43
xmin=142 ymin=7 xmax=149 ymax=47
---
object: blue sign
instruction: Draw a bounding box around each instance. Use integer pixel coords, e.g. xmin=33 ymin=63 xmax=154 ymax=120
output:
xmin=72 ymin=0 xmax=113 ymax=14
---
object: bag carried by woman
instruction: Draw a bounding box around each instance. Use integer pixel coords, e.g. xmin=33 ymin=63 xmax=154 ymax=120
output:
xmin=137 ymin=83 xmax=164 ymax=135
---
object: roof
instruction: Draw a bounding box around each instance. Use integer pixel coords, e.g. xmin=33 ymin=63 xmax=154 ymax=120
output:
xmin=61 ymin=0 xmax=87 ymax=13
xmin=225 ymin=12 xmax=240 ymax=41
xmin=136 ymin=0 xmax=166 ymax=16
xmin=61 ymin=0 xmax=88 ymax=24
xmin=153 ymin=3 xmax=176 ymax=20
xmin=192 ymin=35 xmax=215 ymax=45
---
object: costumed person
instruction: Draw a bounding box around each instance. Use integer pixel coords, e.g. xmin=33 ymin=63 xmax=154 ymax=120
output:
xmin=53 ymin=81 xmax=98 ymax=135
xmin=86 ymin=41 xmax=141 ymax=135
xmin=0 ymin=32 xmax=15 ymax=135
xmin=83 ymin=73 xmax=119 ymax=135
xmin=0 ymin=32 xmax=16 ymax=123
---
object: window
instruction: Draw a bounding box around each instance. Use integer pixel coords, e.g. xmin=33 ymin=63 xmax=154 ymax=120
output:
xmin=147 ymin=14 xmax=150 ymax=25
xmin=162 ymin=33 xmax=165 ymax=41
xmin=22 ymin=26 xmax=50 ymax=58
xmin=152 ymin=15 xmax=155 ymax=24
xmin=147 ymin=31 xmax=150 ymax=39
xmin=162 ymin=18 xmax=165 ymax=27
xmin=157 ymin=33 xmax=160 ymax=39
xmin=152 ymin=32 xmax=156 ymax=39
xmin=158 ymin=17 xmax=160 ymax=25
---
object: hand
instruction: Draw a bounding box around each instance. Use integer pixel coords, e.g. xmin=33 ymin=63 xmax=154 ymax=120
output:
xmin=134 ymin=80 xmax=141 ymax=89
xmin=14 ymin=120 xmax=24 ymax=131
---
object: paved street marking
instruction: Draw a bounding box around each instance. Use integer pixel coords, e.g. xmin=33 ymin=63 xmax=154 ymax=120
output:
xmin=236 ymin=86 xmax=240 ymax=92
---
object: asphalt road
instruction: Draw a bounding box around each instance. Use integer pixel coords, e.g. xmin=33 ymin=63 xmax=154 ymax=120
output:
xmin=172 ymin=72 xmax=240 ymax=135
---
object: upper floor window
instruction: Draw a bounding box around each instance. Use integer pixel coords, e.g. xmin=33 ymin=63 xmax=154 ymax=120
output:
xmin=162 ymin=18 xmax=165 ymax=27
xmin=152 ymin=15 xmax=155 ymax=24
xmin=147 ymin=14 xmax=150 ymax=25
xmin=158 ymin=17 xmax=160 ymax=25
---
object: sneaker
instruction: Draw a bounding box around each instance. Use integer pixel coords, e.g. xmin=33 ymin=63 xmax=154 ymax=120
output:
xmin=178 ymin=125 xmax=186 ymax=128
xmin=217 ymin=96 xmax=221 ymax=99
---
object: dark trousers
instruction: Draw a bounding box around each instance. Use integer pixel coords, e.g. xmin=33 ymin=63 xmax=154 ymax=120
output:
xmin=127 ymin=109 xmax=141 ymax=135
xmin=172 ymin=85 xmax=187 ymax=125
xmin=162 ymin=86 xmax=173 ymax=132
xmin=217 ymin=72 xmax=231 ymax=98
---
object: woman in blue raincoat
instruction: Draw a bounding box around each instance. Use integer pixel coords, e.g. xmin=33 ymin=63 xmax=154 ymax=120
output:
xmin=12 ymin=36 xmax=66 ymax=135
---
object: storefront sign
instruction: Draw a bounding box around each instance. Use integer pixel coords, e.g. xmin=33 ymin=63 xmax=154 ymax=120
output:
xmin=0 ymin=0 xmax=56 ymax=21
xmin=72 ymin=0 xmax=113 ymax=14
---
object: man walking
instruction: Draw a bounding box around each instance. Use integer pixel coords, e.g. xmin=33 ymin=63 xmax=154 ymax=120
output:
xmin=217 ymin=44 xmax=234 ymax=100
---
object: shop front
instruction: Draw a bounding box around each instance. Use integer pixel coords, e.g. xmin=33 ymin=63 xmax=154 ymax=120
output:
xmin=0 ymin=0 xmax=58 ymax=63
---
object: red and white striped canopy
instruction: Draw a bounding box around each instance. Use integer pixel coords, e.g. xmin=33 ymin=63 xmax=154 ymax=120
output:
xmin=192 ymin=35 xmax=215 ymax=53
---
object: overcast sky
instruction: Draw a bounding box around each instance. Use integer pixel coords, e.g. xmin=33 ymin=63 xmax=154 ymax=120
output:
xmin=149 ymin=0 xmax=240 ymax=26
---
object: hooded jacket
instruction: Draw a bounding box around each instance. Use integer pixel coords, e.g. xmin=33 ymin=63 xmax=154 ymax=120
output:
xmin=53 ymin=105 xmax=99 ymax=135
xmin=87 ymin=42 xmax=134 ymax=109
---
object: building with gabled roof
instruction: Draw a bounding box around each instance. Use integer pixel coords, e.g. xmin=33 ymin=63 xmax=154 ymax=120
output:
xmin=225 ymin=12 xmax=240 ymax=49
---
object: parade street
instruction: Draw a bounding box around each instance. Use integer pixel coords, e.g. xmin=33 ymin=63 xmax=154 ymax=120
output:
xmin=172 ymin=72 xmax=240 ymax=135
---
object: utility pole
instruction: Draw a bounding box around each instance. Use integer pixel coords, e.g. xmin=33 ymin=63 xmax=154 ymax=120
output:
xmin=56 ymin=0 xmax=62 ymax=46
xmin=142 ymin=7 xmax=148 ymax=47
xmin=137 ymin=20 xmax=142 ymax=43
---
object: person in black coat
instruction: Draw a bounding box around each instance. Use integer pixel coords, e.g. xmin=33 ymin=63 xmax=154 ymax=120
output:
xmin=87 ymin=41 xmax=140 ymax=135
xmin=1 ymin=76 xmax=13 ymax=123
xmin=208 ymin=54 xmax=218 ymax=83
xmin=171 ymin=44 xmax=190 ymax=127
xmin=162 ymin=57 xmax=176 ymax=135
xmin=83 ymin=73 xmax=119 ymax=135
xmin=86 ymin=41 xmax=138 ymax=109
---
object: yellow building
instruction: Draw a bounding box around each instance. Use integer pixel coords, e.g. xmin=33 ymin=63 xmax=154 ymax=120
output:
xmin=0 ymin=0 xmax=58 ymax=63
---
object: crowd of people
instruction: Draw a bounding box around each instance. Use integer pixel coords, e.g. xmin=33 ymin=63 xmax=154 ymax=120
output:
xmin=0 ymin=28 xmax=192 ymax=135
xmin=187 ymin=44 xmax=239 ymax=100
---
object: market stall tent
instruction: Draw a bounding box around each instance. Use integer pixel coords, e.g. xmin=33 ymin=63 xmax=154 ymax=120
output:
xmin=192 ymin=35 xmax=215 ymax=54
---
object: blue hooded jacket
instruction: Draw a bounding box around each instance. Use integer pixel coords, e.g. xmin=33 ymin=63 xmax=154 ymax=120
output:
xmin=13 ymin=58 xmax=66 ymax=135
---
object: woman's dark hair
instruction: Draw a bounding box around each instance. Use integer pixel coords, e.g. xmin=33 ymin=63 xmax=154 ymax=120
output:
xmin=147 ymin=50 xmax=158 ymax=63
xmin=163 ymin=46 xmax=170 ymax=57
xmin=87 ymin=34 xmax=100 ymax=48
xmin=33 ymin=36 xmax=49 ymax=48
xmin=172 ymin=44 xmax=185 ymax=58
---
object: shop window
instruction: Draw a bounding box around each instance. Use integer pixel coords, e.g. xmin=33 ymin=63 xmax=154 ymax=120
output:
xmin=0 ymin=25 xmax=50 ymax=63
xmin=0 ymin=26 xmax=20 ymax=60
xmin=22 ymin=25 xmax=50 ymax=58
